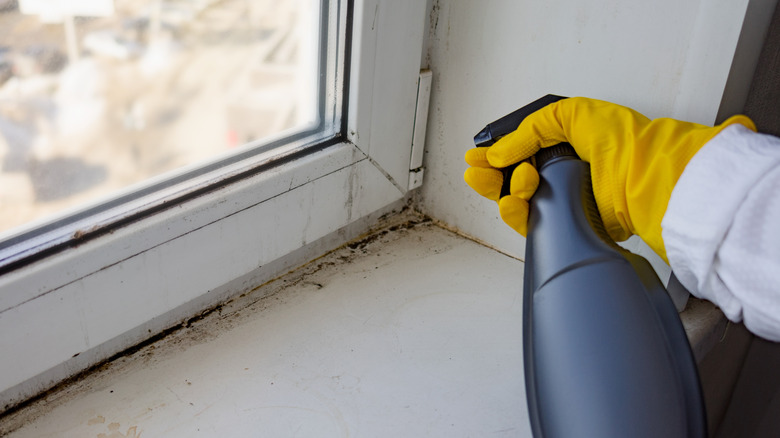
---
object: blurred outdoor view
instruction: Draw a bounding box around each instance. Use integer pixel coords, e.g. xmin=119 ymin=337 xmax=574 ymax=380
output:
xmin=0 ymin=0 xmax=319 ymax=236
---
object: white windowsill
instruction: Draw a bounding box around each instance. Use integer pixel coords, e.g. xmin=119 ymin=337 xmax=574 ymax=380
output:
xmin=2 ymin=212 xmax=530 ymax=437
xmin=0 ymin=211 xmax=728 ymax=437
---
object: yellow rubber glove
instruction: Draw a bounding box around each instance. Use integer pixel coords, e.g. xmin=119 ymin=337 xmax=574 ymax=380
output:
xmin=464 ymin=97 xmax=755 ymax=262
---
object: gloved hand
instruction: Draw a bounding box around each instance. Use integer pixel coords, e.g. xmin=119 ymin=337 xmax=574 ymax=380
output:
xmin=464 ymin=97 xmax=755 ymax=261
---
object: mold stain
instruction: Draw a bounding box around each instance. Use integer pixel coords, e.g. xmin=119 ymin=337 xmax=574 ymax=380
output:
xmin=87 ymin=415 xmax=105 ymax=426
xmin=89 ymin=419 xmax=141 ymax=438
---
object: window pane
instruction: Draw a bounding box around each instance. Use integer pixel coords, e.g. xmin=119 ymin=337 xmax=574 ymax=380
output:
xmin=0 ymin=0 xmax=322 ymax=235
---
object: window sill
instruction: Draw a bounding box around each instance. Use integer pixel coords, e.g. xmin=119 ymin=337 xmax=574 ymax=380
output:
xmin=2 ymin=212 xmax=530 ymax=436
xmin=1 ymin=210 xmax=730 ymax=434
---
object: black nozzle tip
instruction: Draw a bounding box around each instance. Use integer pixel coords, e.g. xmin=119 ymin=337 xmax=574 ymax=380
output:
xmin=474 ymin=126 xmax=495 ymax=148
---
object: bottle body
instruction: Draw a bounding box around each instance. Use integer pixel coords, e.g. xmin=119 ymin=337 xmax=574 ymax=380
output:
xmin=523 ymin=153 xmax=705 ymax=437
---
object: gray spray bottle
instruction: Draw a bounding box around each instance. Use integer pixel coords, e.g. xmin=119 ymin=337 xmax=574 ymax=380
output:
xmin=475 ymin=95 xmax=706 ymax=437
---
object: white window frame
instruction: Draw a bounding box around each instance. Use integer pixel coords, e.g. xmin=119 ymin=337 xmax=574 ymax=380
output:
xmin=0 ymin=0 xmax=429 ymax=411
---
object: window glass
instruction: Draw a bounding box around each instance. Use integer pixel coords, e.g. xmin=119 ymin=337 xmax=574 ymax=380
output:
xmin=0 ymin=0 xmax=322 ymax=235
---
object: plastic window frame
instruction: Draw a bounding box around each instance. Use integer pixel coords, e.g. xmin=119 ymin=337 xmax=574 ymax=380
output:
xmin=0 ymin=0 xmax=429 ymax=411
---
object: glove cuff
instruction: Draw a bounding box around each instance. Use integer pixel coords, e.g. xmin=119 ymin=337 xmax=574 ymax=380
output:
xmin=591 ymin=114 xmax=755 ymax=250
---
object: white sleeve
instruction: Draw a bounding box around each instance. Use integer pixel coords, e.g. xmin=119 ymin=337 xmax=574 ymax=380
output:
xmin=662 ymin=124 xmax=780 ymax=341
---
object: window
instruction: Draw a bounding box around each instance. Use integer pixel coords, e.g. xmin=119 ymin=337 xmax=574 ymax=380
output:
xmin=0 ymin=0 xmax=344 ymax=270
xmin=1 ymin=0 xmax=429 ymax=412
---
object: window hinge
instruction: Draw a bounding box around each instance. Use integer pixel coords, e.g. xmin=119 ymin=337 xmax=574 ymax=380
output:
xmin=408 ymin=69 xmax=432 ymax=190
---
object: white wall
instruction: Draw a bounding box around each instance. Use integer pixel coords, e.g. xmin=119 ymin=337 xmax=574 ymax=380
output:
xmin=419 ymin=0 xmax=758 ymax=259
